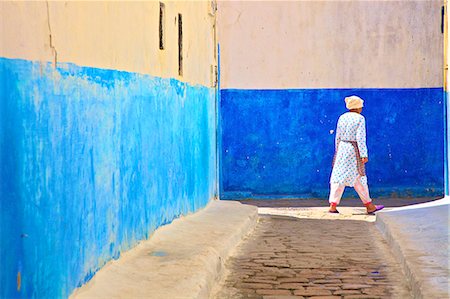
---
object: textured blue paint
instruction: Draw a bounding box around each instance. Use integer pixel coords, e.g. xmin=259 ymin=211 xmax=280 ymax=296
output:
xmin=220 ymin=88 xmax=444 ymax=199
xmin=0 ymin=58 xmax=216 ymax=298
xmin=446 ymin=90 xmax=449 ymax=195
xmin=217 ymin=44 xmax=224 ymax=199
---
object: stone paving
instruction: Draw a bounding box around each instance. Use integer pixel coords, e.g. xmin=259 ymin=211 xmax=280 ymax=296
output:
xmin=212 ymin=206 xmax=412 ymax=299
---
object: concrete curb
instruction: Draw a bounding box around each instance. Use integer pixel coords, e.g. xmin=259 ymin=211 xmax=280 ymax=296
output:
xmin=70 ymin=200 xmax=258 ymax=299
xmin=375 ymin=198 xmax=450 ymax=299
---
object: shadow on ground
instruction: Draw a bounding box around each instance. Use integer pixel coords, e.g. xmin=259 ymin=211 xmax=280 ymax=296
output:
xmin=236 ymin=197 xmax=441 ymax=208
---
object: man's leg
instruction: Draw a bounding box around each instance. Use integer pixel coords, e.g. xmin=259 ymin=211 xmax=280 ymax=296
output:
xmin=354 ymin=177 xmax=383 ymax=213
xmin=329 ymin=183 xmax=345 ymax=212
xmin=353 ymin=177 xmax=372 ymax=205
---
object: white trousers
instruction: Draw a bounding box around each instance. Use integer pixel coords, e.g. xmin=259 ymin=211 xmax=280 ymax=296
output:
xmin=329 ymin=177 xmax=372 ymax=205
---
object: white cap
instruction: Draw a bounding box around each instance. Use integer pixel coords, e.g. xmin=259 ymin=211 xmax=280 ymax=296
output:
xmin=345 ymin=95 xmax=364 ymax=110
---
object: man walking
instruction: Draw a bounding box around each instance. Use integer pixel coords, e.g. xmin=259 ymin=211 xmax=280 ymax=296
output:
xmin=329 ymin=96 xmax=384 ymax=214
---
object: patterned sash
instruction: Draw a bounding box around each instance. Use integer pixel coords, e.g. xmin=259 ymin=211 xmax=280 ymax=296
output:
xmin=332 ymin=140 xmax=366 ymax=176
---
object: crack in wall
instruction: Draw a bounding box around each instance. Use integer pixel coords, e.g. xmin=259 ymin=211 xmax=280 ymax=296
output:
xmin=46 ymin=1 xmax=58 ymax=67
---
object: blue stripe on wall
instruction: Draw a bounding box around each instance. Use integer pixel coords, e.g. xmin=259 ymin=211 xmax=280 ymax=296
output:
xmin=0 ymin=58 xmax=216 ymax=298
xmin=220 ymin=88 xmax=444 ymax=199
xmin=446 ymin=90 xmax=450 ymax=195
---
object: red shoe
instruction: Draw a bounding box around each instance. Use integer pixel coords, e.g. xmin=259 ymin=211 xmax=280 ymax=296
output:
xmin=367 ymin=205 xmax=384 ymax=215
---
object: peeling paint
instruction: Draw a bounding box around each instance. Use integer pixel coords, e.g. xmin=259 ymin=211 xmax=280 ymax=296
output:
xmin=0 ymin=57 xmax=217 ymax=298
xmin=16 ymin=272 xmax=21 ymax=292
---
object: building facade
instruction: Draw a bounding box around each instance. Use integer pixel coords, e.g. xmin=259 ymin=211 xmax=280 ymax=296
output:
xmin=0 ymin=2 xmax=218 ymax=297
xmin=218 ymin=0 xmax=445 ymax=199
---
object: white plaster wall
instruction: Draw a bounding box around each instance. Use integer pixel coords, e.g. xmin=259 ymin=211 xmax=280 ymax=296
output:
xmin=218 ymin=0 xmax=443 ymax=89
xmin=0 ymin=1 xmax=217 ymax=87
xmin=444 ymin=1 xmax=450 ymax=92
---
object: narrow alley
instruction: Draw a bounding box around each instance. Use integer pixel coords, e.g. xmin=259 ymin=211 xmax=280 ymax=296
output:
xmin=1 ymin=1 xmax=448 ymax=298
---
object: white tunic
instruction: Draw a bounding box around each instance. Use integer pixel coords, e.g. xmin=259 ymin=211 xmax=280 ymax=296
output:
xmin=330 ymin=112 xmax=368 ymax=187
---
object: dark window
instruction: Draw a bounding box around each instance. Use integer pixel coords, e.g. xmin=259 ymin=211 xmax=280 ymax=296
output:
xmin=178 ymin=13 xmax=183 ymax=76
xmin=159 ymin=2 xmax=165 ymax=50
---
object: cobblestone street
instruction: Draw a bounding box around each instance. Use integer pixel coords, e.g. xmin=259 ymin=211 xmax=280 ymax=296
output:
xmin=213 ymin=206 xmax=412 ymax=299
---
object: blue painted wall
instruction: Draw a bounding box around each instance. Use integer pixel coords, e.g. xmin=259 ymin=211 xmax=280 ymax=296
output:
xmin=446 ymin=90 xmax=449 ymax=195
xmin=0 ymin=58 xmax=216 ymax=298
xmin=220 ymin=88 xmax=444 ymax=199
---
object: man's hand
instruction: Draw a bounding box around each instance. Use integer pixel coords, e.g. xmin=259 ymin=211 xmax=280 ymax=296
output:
xmin=361 ymin=157 xmax=368 ymax=163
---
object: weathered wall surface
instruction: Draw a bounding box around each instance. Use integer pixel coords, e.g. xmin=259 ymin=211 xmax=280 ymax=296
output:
xmin=221 ymin=88 xmax=443 ymax=199
xmin=1 ymin=1 xmax=217 ymax=86
xmin=0 ymin=2 xmax=217 ymax=298
xmin=218 ymin=1 xmax=442 ymax=89
xmin=218 ymin=0 xmax=444 ymax=199
xmin=445 ymin=0 xmax=449 ymax=196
